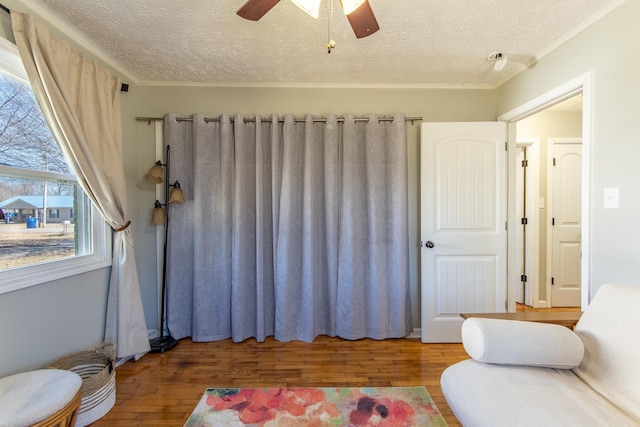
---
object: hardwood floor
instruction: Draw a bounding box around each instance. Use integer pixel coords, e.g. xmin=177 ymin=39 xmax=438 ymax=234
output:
xmin=93 ymin=337 xmax=468 ymax=426
xmin=93 ymin=304 xmax=580 ymax=426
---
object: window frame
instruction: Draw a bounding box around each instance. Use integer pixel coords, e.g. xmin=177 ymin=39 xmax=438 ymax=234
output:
xmin=0 ymin=37 xmax=111 ymax=295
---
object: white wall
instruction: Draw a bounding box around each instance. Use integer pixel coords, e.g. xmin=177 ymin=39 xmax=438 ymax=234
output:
xmin=0 ymin=269 xmax=110 ymax=377
xmin=496 ymin=0 xmax=640 ymax=298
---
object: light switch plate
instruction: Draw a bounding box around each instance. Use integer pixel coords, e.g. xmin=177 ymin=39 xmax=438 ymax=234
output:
xmin=604 ymin=187 xmax=619 ymax=209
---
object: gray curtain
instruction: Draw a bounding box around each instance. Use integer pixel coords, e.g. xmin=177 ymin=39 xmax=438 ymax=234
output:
xmin=165 ymin=113 xmax=411 ymax=343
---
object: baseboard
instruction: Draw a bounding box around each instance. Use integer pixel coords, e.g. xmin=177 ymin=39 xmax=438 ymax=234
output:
xmin=534 ymin=300 xmax=551 ymax=309
xmin=147 ymin=329 xmax=424 ymax=340
xmin=406 ymin=328 xmax=421 ymax=339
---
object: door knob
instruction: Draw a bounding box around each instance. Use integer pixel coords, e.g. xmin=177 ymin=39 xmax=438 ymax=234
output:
xmin=425 ymin=241 xmax=435 ymax=248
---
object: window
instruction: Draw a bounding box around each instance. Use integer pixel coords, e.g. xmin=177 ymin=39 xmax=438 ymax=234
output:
xmin=0 ymin=37 xmax=110 ymax=294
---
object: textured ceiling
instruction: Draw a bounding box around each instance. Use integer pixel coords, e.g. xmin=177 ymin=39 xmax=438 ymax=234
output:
xmin=33 ymin=0 xmax=620 ymax=87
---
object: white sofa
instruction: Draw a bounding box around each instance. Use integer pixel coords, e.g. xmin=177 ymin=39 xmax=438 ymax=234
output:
xmin=441 ymin=283 xmax=640 ymax=426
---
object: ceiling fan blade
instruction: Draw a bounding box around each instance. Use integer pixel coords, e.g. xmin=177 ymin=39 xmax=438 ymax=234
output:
xmin=237 ymin=0 xmax=281 ymax=21
xmin=344 ymin=0 xmax=379 ymax=38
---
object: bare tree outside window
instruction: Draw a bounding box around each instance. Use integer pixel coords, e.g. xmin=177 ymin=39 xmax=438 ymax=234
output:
xmin=0 ymin=76 xmax=69 ymax=172
xmin=0 ymin=74 xmax=81 ymax=270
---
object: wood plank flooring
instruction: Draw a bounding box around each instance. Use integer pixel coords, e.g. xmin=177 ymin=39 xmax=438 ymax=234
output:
xmin=92 ymin=337 xmax=468 ymax=426
xmin=92 ymin=304 xmax=580 ymax=426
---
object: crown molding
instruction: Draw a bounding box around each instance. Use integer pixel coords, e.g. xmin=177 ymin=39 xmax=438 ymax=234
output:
xmin=137 ymin=80 xmax=497 ymax=90
xmin=535 ymin=0 xmax=626 ymax=62
xmin=5 ymin=0 xmax=622 ymax=92
xmin=4 ymin=0 xmax=139 ymax=85
xmin=493 ymin=0 xmax=625 ymax=91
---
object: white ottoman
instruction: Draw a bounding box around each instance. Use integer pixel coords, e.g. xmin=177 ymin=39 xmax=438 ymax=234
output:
xmin=0 ymin=369 xmax=82 ymax=427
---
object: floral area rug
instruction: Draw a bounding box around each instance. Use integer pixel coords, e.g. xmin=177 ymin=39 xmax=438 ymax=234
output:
xmin=184 ymin=386 xmax=448 ymax=426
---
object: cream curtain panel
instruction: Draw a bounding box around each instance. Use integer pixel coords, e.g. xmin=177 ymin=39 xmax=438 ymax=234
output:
xmin=11 ymin=12 xmax=150 ymax=361
xmin=165 ymin=113 xmax=412 ymax=343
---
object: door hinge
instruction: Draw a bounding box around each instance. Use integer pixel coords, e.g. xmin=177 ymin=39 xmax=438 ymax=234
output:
xmin=505 ymin=221 xmax=508 ymax=231
xmin=505 ymin=300 xmax=508 ymax=310
xmin=521 ymin=217 xmax=528 ymax=225
xmin=521 ymin=159 xmax=528 ymax=167
xmin=551 ymin=277 xmax=555 ymax=285
xmin=553 ymin=157 xmax=556 ymax=166
xmin=505 ymin=142 xmax=508 ymax=151
xmin=521 ymin=274 xmax=527 ymax=282
xmin=552 ymin=218 xmax=555 ymax=226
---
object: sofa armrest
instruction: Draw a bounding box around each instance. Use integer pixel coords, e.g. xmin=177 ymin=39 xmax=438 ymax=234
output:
xmin=461 ymin=317 xmax=584 ymax=369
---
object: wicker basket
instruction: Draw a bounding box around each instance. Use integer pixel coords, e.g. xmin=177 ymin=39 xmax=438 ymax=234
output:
xmin=49 ymin=343 xmax=116 ymax=427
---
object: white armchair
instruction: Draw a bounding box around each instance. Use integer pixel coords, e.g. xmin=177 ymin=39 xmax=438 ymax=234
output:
xmin=441 ymin=283 xmax=640 ymax=427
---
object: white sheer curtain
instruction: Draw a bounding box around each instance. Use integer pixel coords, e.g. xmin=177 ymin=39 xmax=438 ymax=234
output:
xmin=12 ymin=12 xmax=150 ymax=360
xmin=165 ymin=113 xmax=412 ymax=343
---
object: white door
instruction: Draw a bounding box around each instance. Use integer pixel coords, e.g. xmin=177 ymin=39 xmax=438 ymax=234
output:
xmin=550 ymin=140 xmax=582 ymax=307
xmin=421 ymin=122 xmax=508 ymax=343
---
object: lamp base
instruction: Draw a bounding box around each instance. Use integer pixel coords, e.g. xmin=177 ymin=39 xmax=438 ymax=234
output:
xmin=149 ymin=335 xmax=178 ymax=353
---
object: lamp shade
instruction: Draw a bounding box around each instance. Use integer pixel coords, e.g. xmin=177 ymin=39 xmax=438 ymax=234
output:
xmin=168 ymin=181 xmax=185 ymax=203
xmin=151 ymin=200 xmax=166 ymax=225
xmin=145 ymin=161 xmax=164 ymax=184
xmin=341 ymin=0 xmax=366 ymax=15
xmin=291 ymin=0 xmax=321 ymax=18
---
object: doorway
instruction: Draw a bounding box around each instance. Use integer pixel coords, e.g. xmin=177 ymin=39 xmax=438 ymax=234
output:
xmin=500 ymin=72 xmax=592 ymax=311
xmin=418 ymin=74 xmax=592 ymax=343
xmin=515 ymin=100 xmax=583 ymax=308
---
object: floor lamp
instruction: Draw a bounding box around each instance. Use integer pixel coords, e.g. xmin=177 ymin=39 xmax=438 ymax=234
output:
xmin=145 ymin=145 xmax=184 ymax=353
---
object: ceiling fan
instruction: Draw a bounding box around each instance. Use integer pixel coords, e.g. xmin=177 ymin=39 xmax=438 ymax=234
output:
xmin=236 ymin=0 xmax=380 ymax=39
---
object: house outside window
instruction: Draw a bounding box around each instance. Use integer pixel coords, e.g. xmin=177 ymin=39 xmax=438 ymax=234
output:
xmin=0 ymin=37 xmax=110 ymax=294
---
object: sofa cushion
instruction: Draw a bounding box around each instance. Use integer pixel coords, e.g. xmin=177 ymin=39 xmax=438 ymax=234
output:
xmin=461 ymin=317 xmax=584 ymax=369
xmin=573 ymin=283 xmax=640 ymax=422
xmin=441 ymin=359 xmax=640 ymax=427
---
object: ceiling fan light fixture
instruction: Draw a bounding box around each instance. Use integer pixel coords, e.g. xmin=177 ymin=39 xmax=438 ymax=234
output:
xmin=291 ymin=0 xmax=322 ymax=18
xmin=488 ymin=52 xmax=508 ymax=71
xmin=341 ymin=0 xmax=366 ymax=15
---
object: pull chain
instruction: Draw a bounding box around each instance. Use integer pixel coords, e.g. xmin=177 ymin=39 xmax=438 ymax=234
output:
xmin=327 ymin=0 xmax=336 ymax=53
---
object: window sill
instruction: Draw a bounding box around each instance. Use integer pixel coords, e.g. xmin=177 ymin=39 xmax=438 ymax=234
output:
xmin=0 ymin=221 xmax=112 ymax=295
xmin=0 ymin=252 xmax=112 ymax=295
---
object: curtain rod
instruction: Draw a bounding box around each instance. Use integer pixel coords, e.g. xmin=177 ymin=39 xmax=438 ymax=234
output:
xmin=136 ymin=116 xmax=423 ymax=125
